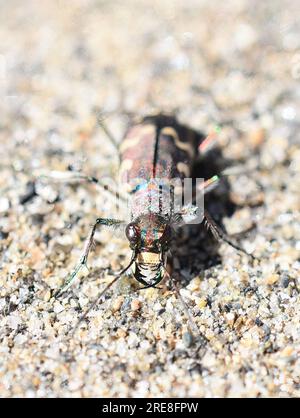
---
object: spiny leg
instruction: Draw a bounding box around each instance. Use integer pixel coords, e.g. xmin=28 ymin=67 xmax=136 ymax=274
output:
xmin=197 ymin=125 xmax=260 ymax=190
xmin=197 ymin=169 xmax=258 ymax=198
xmin=164 ymin=256 xmax=207 ymax=347
xmin=196 ymin=168 xmax=260 ymax=199
xmin=198 ymin=126 xmax=221 ymax=156
xmin=196 ymin=176 xmax=257 ymax=240
xmin=168 ymin=272 xmax=208 ymax=350
xmin=97 ymin=112 xmax=120 ymax=152
xmin=54 ymin=217 xmax=124 ymax=298
xmin=38 ymin=170 xmax=98 ymax=184
xmin=199 ymin=129 xmax=260 ymax=178
xmin=197 ymin=174 xmax=220 ymax=196
xmin=37 ymin=170 xmax=129 ymax=203
xmin=171 ymin=176 xmax=220 ymax=226
xmin=176 ymin=174 xmax=256 ymax=230
xmin=204 ymin=209 xmax=255 ymax=261
xmin=71 ymin=251 xmax=137 ymax=337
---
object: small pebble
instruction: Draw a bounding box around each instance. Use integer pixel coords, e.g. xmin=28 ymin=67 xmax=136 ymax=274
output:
xmin=197 ymin=298 xmax=207 ymax=309
xmin=280 ymin=275 xmax=290 ymax=288
xmin=112 ymin=296 xmax=124 ymax=312
xmin=0 ymin=197 xmax=9 ymax=213
xmin=43 ymin=290 xmax=51 ymax=302
xmin=225 ymin=312 xmax=236 ymax=326
xmin=265 ymin=274 xmax=280 ymax=285
xmin=281 ymin=346 xmax=294 ymax=357
xmin=116 ymin=328 xmax=127 ymax=338
xmin=182 ymin=331 xmax=194 ymax=348
xmin=131 ymin=299 xmax=142 ymax=311
xmin=53 ymin=302 xmax=64 ymax=314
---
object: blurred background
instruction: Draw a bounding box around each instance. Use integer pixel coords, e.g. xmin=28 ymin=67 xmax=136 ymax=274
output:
xmin=0 ymin=0 xmax=299 ymax=398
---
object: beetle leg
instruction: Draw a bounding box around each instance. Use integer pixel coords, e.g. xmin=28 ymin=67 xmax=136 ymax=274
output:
xmin=36 ymin=170 xmax=129 ymax=203
xmin=198 ymin=132 xmax=218 ymax=155
xmin=174 ymin=173 xmax=220 ymax=225
xmin=198 ymin=175 xmax=220 ymax=195
xmin=37 ymin=170 xmax=102 ymax=186
xmin=167 ymin=269 xmax=208 ymax=350
xmin=71 ymin=251 xmax=137 ymax=336
xmin=53 ymin=217 xmax=125 ymax=298
xmin=97 ymin=113 xmax=120 ymax=152
xmin=203 ymin=209 xmax=255 ymax=261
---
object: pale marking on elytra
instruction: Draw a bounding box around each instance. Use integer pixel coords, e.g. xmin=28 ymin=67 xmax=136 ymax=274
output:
xmin=177 ymin=162 xmax=190 ymax=177
xmin=119 ymin=159 xmax=133 ymax=176
xmin=120 ymin=125 xmax=155 ymax=153
xmin=160 ymin=127 xmax=195 ymax=158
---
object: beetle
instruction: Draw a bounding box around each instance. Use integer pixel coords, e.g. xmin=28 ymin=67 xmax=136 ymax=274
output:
xmin=49 ymin=113 xmax=254 ymax=337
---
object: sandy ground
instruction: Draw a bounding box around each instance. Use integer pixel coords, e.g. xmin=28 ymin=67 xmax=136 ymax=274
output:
xmin=0 ymin=0 xmax=299 ymax=397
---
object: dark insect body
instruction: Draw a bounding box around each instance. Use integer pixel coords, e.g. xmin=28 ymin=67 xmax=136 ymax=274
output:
xmin=119 ymin=115 xmax=202 ymax=288
xmin=51 ymin=113 xmax=254 ymax=337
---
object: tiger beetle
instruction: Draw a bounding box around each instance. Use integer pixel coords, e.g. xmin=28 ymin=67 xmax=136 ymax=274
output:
xmin=44 ymin=113 xmax=255 ymax=340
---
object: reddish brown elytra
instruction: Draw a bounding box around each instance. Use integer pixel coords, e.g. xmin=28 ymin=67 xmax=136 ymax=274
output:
xmin=50 ymin=113 xmax=254 ymax=340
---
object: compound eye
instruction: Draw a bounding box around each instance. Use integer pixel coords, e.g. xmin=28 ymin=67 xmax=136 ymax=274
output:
xmin=125 ymin=223 xmax=139 ymax=244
